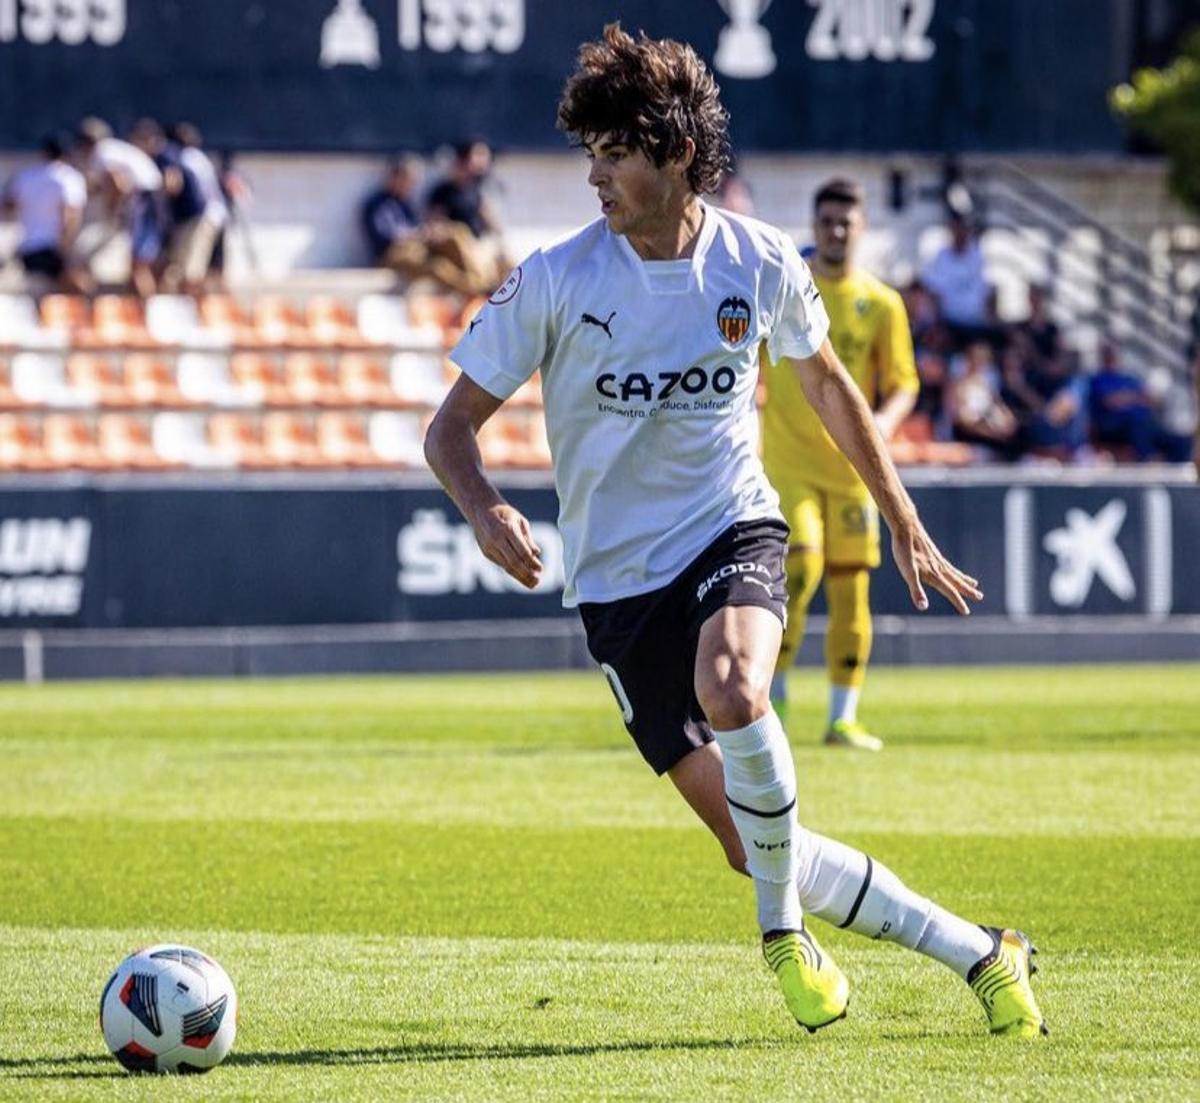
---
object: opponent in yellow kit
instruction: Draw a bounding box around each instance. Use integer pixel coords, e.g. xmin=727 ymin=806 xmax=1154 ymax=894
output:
xmin=762 ymin=178 xmax=918 ymax=751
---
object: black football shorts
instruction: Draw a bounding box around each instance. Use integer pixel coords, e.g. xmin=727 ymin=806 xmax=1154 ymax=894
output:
xmin=578 ymin=519 xmax=788 ymax=775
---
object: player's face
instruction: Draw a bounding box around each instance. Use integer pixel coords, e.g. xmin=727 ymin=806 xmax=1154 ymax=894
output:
xmin=813 ymin=200 xmax=865 ymax=267
xmin=584 ymin=137 xmax=678 ymax=238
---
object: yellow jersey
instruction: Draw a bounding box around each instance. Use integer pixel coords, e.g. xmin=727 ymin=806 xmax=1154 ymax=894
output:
xmin=762 ymin=266 xmax=918 ymax=494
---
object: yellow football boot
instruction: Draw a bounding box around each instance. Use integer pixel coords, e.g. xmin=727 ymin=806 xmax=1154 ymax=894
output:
xmin=968 ymin=927 xmax=1049 ymax=1038
xmin=823 ymin=719 xmax=883 ymax=752
xmin=763 ymin=925 xmax=850 ymax=1033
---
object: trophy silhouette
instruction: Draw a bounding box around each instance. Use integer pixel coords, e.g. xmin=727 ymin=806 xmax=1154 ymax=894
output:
xmin=319 ymin=0 xmax=380 ymax=69
xmin=714 ymin=0 xmax=776 ymax=79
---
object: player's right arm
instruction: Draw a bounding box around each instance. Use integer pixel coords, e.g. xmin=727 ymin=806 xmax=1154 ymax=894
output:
xmin=424 ymin=375 xmax=544 ymax=590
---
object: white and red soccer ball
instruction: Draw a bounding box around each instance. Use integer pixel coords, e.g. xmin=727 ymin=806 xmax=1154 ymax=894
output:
xmin=99 ymin=944 xmax=237 ymax=1074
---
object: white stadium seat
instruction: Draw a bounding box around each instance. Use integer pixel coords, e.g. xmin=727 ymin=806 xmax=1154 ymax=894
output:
xmin=11 ymin=351 xmax=90 ymax=407
xmin=357 ymin=294 xmax=442 ymax=350
xmin=367 ymin=410 xmax=425 ymax=466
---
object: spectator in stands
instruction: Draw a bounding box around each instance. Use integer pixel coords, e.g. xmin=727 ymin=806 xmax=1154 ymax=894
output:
xmin=948 ymin=340 xmax=1021 ymax=460
xmin=901 ymin=279 xmax=940 ymax=344
xmin=1023 ymin=348 xmax=1090 ymax=462
xmin=76 ymin=116 xmax=165 ymax=297
xmin=1017 ymin=284 xmax=1061 ymax=363
xmin=131 ymin=118 xmax=193 ymax=286
xmin=361 ymin=154 xmax=422 ymax=264
xmin=1 ymin=133 xmax=92 ymax=293
xmin=920 ymin=214 xmax=996 ymax=347
xmin=362 ymin=153 xmax=493 ymax=296
xmin=163 ymin=123 xmax=228 ymax=294
xmin=1088 ymin=343 xmax=1192 ymax=462
xmin=912 ymin=320 xmax=955 ymax=439
xmin=424 ymin=138 xmax=510 ymax=294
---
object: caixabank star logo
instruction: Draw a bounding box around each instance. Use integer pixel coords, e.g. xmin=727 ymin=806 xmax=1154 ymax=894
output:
xmin=716 ymin=296 xmax=752 ymax=346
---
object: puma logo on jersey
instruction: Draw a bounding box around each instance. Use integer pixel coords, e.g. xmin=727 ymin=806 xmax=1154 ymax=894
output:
xmin=581 ymin=311 xmax=616 ymax=339
xmin=468 ymin=316 xmax=482 ymax=334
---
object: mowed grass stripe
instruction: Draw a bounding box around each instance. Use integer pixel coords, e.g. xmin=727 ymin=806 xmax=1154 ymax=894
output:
xmin=0 ymin=814 xmax=1191 ymax=950
xmin=1 ymin=666 xmax=1197 ymax=751
xmin=1 ymin=926 xmax=1195 ymax=1103
xmin=2 ymin=742 xmax=1196 ymax=836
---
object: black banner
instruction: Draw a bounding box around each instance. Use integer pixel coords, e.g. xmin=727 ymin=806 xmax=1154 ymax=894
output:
xmin=0 ymin=479 xmax=1195 ymax=629
xmin=0 ymin=0 xmax=1131 ymax=153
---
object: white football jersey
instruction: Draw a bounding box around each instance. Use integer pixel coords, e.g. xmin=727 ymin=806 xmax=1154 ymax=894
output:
xmin=449 ymin=203 xmax=830 ymax=606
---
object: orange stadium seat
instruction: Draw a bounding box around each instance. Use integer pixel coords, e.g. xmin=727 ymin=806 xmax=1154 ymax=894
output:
xmin=284 ymin=353 xmax=347 ymax=406
xmin=252 ymin=295 xmax=308 ymax=347
xmin=262 ymin=411 xmax=325 ymax=468
xmin=315 ymin=412 xmax=380 ymax=467
xmin=85 ymin=295 xmax=152 ymax=349
xmin=305 ymin=296 xmax=365 ymax=347
xmin=123 ymin=354 xmax=188 ymax=407
xmin=338 ymin=353 xmax=397 ymax=407
xmin=208 ymin=413 xmax=273 ymax=469
xmin=41 ymin=413 xmax=106 ymax=470
xmin=98 ymin=414 xmax=178 ymax=470
xmin=478 ymin=410 xmax=551 ymax=469
xmin=405 ymin=293 xmax=458 ymax=336
xmin=230 ymin=353 xmax=291 ymax=406
xmin=39 ymin=294 xmax=90 ymax=336
xmin=199 ymin=294 xmax=256 ymax=345
xmin=66 ymin=354 xmax=128 ymax=407
xmin=0 ymin=415 xmax=53 ymax=471
xmin=889 ymin=414 xmax=975 ymax=466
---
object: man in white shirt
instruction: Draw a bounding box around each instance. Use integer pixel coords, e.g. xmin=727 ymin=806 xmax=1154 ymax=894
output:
xmin=425 ymin=23 xmax=1046 ymax=1040
xmin=75 ymin=117 xmax=165 ymax=297
xmin=1 ymin=134 xmax=92 ymax=292
xmin=920 ymin=214 xmax=996 ymax=341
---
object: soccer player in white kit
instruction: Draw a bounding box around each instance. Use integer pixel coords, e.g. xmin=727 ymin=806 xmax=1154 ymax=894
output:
xmin=425 ymin=24 xmax=1046 ymax=1038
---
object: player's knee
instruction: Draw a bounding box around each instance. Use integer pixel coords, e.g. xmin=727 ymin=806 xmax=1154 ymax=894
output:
xmin=697 ymin=663 xmax=770 ymax=730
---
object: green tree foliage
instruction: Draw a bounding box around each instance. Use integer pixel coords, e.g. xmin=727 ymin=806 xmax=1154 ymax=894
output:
xmin=1111 ymin=29 xmax=1200 ymax=214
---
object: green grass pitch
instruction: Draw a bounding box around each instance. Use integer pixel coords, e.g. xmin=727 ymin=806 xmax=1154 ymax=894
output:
xmin=0 ymin=664 xmax=1197 ymax=1101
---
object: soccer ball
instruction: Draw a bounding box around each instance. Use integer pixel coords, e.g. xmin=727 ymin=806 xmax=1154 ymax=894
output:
xmin=99 ymin=944 xmax=237 ymax=1074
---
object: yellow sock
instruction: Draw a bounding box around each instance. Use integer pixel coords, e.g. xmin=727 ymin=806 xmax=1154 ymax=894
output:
xmin=773 ymin=548 xmax=824 ymax=694
xmin=825 ymin=568 xmax=872 ymax=693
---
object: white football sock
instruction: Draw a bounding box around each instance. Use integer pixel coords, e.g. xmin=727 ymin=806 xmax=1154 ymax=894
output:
xmin=794 ymin=830 xmax=993 ymax=977
xmin=715 ymin=711 xmax=803 ymax=934
xmin=828 ymin=685 xmax=860 ymax=725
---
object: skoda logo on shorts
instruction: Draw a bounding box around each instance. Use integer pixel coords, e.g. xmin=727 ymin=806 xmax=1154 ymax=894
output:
xmin=716 ymin=296 xmax=752 ymax=346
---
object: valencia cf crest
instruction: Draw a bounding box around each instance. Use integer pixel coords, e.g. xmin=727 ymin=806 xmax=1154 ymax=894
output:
xmin=717 ymin=296 xmax=752 ymax=346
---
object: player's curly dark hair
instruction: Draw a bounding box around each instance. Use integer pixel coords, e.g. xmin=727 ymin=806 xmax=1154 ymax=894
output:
xmin=556 ymin=23 xmax=731 ymax=196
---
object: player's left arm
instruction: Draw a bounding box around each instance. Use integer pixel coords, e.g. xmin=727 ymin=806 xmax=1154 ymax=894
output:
xmin=789 ymin=339 xmax=982 ymax=615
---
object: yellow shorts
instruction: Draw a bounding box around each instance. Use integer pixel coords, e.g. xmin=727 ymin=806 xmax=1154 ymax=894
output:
xmin=777 ymin=479 xmax=881 ymax=568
